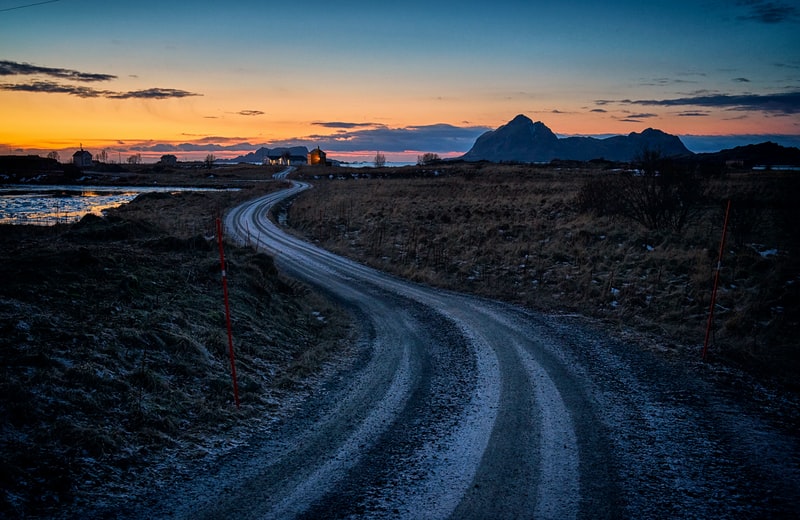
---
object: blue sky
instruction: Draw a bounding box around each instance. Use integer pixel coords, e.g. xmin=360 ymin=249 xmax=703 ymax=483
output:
xmin=1 ymin=0 xmax=798 ymax=160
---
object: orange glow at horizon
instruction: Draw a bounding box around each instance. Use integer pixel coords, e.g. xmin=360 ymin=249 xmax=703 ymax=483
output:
xmin=2 ymin=86 xmax=798 ymax=162
xmin=2 ymin=1 xmax=797 ymax=163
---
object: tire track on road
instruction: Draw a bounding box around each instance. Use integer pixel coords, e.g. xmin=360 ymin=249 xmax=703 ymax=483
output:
xmin=224 ymin=181 xmax=584 ymax=518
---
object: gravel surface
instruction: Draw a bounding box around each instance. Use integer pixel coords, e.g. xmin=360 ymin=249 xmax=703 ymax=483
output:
xmin=128 ymin=179 xmax=799 ymax=519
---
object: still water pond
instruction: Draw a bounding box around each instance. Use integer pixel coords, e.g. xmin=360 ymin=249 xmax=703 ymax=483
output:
xmin=0 ymin=185 xmax=232 ymax=225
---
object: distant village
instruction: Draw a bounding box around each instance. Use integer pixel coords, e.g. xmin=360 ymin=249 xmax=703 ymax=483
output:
xmin=70 ymin=145 xmax=328 ymax=169
xmin=0 ymin=144 xmax=333 ymax=184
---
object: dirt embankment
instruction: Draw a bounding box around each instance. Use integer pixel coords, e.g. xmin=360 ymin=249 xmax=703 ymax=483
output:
xmin=288 ymin=164 xmax=799 ymax=388
xmin=0 ymin=184 xmax=352 ymax=517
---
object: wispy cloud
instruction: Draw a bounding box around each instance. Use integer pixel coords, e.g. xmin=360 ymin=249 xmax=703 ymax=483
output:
xmin=733 ymin=77 xmax=751 ymax=82
xmin=0 ymin=59 xmax=200 ymax=100
xmin=312 ymin=121 xmax=382 ymax=129
xmin=600 ymin=91 xmax=800 ymax=114
xmin=108 ymin=88 xmax=199 ymax=99
xmin=183 ymin=135 xmax=253 ymax=144
xmin=640 ymin=77 xmax=699 ymax=87
xmin=237 ymin=110 xmax=264 ymax=116
xmin=0 ymin=0 xmax=60 ymax=13
xmin=617 ymin=113 xmax=658 ymax=123
xmin=0 ymin=80 xmax=200 ymax=99
xmin=0 ymin=59 xmax=115 ymax=82
xmin=0 ymin=80 xmax=107 ymax=97
xmin=736 ymin=0 xmax=800 ymax=23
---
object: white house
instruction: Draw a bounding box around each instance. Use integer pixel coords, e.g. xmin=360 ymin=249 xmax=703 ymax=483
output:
xmin=159 ymin=154 xmax=178 ymax=166
xmin=72 ymin=148 xmax=93 ymax=168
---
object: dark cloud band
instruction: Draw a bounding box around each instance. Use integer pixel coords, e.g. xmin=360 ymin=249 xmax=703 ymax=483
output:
xmin=614 ymin=111 xmax=658 ymax=123
xmin=108 ymin=88 xmax=200 ymax=99
xmin=0 ymin=59 xmax=115 ymax=82
xmin=0 ymin=1 xmax=60 ymax=13
xmin=312 ymin=121 xmax=382 ymax=129
xmin=627 ymin=92 xmax=800 ymax=114
xmin=736 ymin=0 xmax=800 ymax=24
xmin=0 ymin=60 xmax=199 ymax=99
xmin=600 ymin=91 xmax=800 ymax=114
xmin=0 ymin=80 xmax=200 ymax=99
xmin=0 ymin=80 xmax=105 ymax=97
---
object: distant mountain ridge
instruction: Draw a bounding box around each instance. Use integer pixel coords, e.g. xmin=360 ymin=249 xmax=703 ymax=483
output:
xmin=695 ymin=141 xmax=800 ymax=167
xmin=461 ymin=115 xmax=692 ymax=163
xmin=226 ymin=146 xmax=309 ymax=163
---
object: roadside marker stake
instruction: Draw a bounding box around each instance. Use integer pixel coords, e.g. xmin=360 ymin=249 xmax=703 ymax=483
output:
xmin=702 ymin=199 xmax=731 ymax=362
xmin=216 ymin=217 xmax=241 ymax=408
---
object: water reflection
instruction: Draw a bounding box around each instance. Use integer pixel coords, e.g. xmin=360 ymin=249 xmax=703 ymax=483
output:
xmin=0 ymin=185 xmax=233 ymax=226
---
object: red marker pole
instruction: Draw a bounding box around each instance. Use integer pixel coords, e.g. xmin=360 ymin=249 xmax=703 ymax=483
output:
xmin=216 ymin=217 xmax=241 ymax=408
xmin=702 ymin=199 xmax=732 ymax=362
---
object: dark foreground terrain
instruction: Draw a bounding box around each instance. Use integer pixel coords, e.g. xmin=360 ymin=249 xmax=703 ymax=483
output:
xmin=0 ymin=183 xmax=351 ymax=517
xmin=1 ymin=163 xmax=798 ymax=518
xmin=124 ymin=181 xmax=800 ymax=518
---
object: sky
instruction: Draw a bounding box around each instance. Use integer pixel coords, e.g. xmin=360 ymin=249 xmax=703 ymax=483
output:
xmin=1 ymin=0 xmax=799 ymax=162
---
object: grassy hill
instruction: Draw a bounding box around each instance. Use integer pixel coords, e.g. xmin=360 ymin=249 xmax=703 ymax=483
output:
xmin=288 ymin=162 xmax=799 ymax=387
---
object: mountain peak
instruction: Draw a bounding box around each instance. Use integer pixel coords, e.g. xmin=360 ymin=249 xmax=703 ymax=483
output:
xmin=504 ymin=116 xmax=556 ymax=140
xmin=530 ymin=120 xmax=557 ymax=139
xmin=507 ymin=115 xmax=553 ymax=135
xmin=462 ymin=115 xmax=691 ymax=162
xmin=637 ymin=128 xmax=666 ymax=137
xmin=509 ymin=114 xmax=533 ymax=125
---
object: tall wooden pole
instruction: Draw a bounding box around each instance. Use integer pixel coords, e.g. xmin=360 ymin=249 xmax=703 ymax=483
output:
xmin=702 ymin=200 xmax=732 ymax=362
xmin=216 ymin=217 xmax=241 ymax=408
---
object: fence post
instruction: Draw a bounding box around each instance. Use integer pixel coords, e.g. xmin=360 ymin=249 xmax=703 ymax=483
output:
xmin=702 ymin=199 xmax=732 ymax=362
xmin=216 ymin=217 xmax=241 ymax=408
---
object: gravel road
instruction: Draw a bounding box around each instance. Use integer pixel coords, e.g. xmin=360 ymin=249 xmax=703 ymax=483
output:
xmin=134 ymin=179 xmax=799 ymax=519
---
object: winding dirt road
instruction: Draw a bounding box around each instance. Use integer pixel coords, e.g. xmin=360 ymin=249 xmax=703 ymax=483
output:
xmin=136 ymin=179 xmax=799 ymax=519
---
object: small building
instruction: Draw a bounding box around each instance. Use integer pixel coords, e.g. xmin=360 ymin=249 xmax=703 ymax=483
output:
xmin=159 ymin=154 xmax=178 ymax=166
xmin=72 ymin=148 xmax=93 ymax=168
xmin=266 ymin=149 xmax=308 ymax=166
xmin=308 ymin=146 xmax=327 ymax=166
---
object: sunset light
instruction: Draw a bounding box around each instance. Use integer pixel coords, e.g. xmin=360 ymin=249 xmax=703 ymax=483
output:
xmin=1 ymin=0 xmax=798 ymax=161
xmin=2 ymin=1 xmax=800 ymax=516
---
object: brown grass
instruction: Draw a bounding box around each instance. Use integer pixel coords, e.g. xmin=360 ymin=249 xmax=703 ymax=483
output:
xmin=0 ymin=178 xmax=352 ymax=516
xmin=289 ymin=163 xmax=799 ymax=385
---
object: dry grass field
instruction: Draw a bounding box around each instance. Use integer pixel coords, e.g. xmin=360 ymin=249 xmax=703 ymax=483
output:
xmin=0 ymin=179 xmax=352 ymax=516
xmin=1 ymin=161 xmax=797 ymax=515
xmin=288 ymin=162 xmax=799 ymax=386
